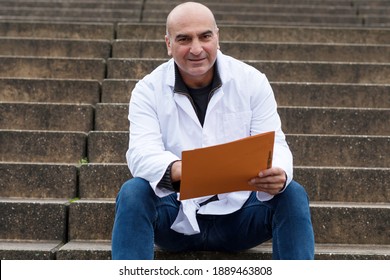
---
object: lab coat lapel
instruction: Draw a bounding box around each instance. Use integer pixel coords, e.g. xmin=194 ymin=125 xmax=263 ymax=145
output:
xmin=174 ymin=93 xmax=202 ymax=128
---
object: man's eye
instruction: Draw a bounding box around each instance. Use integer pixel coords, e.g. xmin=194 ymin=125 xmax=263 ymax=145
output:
xmin=201 ymin=34 xmax=212 ymax=40
xmin=178 ymin=37 xmax=190 ymax=42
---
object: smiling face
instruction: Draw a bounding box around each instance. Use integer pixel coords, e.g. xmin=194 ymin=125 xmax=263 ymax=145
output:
xmin=165 ymin=2 xmax=220 ymax=88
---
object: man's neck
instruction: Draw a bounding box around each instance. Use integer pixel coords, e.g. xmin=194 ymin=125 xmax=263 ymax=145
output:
xmin=180 ymin=68 xmax=214 ymax=89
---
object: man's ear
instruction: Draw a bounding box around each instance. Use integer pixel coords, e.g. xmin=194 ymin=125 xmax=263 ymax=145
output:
xmin=215 ymin=28 xmax=220 ymax=49
xmin=165 ymin=35 xmax=172 ymax=56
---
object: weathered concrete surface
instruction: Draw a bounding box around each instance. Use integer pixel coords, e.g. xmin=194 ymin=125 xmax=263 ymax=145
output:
xmin=0 ymin=78 xmax=100 ymax=104
xmin=0 ymin=130 xmax=87 ymax=163
xmin=0 ymin=199 xmax=68 ymax=240
xmin=0 ymin=57 xmax=106 ymax=81
xmin=0 ymin=103 xmax=94 ymax=132
xmin=0 ymin=163 xmax=77 ymax=198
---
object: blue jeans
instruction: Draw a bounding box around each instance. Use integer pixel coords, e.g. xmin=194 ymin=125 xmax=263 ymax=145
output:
xmin=111 ymin=177 xmax=315 ymax=260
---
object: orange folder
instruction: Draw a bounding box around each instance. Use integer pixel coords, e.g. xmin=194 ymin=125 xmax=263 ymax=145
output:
xmin=180 ymin=131 xmax=275 ymax=200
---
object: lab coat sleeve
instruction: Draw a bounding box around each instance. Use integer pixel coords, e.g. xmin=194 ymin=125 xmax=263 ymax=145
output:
xmin=126 ymin=79 xmax=180 ymax=197
xmin=249 ymin=72 xmax=293 ymax=188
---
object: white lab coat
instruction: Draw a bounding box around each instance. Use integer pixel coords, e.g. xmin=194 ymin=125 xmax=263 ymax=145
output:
xmin=126 ymin=50 xmax=293 ymax=235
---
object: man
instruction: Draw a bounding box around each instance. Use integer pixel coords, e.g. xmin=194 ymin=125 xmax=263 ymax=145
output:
xmin=111 ymin=1 xmax=315 ymax=260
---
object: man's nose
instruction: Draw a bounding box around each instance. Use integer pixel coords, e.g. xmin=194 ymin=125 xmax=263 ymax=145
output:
xmin=190 ymin=39 xmax=202 ymax=55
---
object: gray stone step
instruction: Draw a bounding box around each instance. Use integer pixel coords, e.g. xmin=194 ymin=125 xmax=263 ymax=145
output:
xmin=116 ymin=23 xmax=390 ymax=44
xmin=2 ymin=240 xmax=389 ymax=260
xmin=2 ymin=162 xmax=388 ymax=203
xmin=113 ymin=39 xmax=390 ymax=63
xmin=87 ymin=132 xmax=390 ymax=167
xmin=0 ymin=103 xmax=94 ymax=132
xmin=279 ymin=107 xmax=390 ymax=135
xmin=78 ymin=163 xmax=131 ymax=200
xmin=100 ymin=79 xmax=390 ymax=108
xmin=155 ymin=243 xmax=390 ymax=260
xmin=295 ymin=167 xmax=390 ymax=204
xmin=0 ymin=130 xmax=87 ymax=163
xmin=0 ymin=198 xmax=68 ymax=241
xmin=0 ymin=78 xmax=100 ymax=105
xmin=0 ymin=1 xmax=143 ymax=10
xmin=0 ymin=21 xmax=114 ymax=40
xmin=107 ymin=58 xmax=390 ymax=84
xmin=55 ymin=241 xmax=390 ymax=260
xmin=272 ymin=83 xmax=390 ymax=108
xmin=3 ymin=2 xmax=385 ymax=26
xmin=77 ymin=164 xmax=390 ymax=204
xmin=94 ymin=103 xmax=129 ymax=132
xmin=0 ymin=57 xmax=106 ymax=81
xmin=0 ymin=163 xmax=77 ymax=199
xmin=144 ymin=2 xmax=360 ymax=15
xmin=101 ymin=79 xmax=136 ymax=103
xmin=142 ymin=10 xmax=365 ymax=26
xmin=94 ymin=103 xmax=390 ymax=135
xmin=288 ymin=134 xmax=389 ymax=168
xmin=87 ymin=131 xmax=127 ymax=164
xmin=0 ymin=240 xmax=62 ymax=260
xmin=0 ymin=7 xmax=141 ymax=23
xmin=65 ymin=199 xmax=390 ymax=245
xmin=148 ymin=0 xmax=360 ymax=5
xmin=0 ymin=38 xmax=112 ymax=59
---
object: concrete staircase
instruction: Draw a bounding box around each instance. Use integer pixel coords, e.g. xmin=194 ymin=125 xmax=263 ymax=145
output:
xmin=0 ymin=0 xmax=389 ymax=260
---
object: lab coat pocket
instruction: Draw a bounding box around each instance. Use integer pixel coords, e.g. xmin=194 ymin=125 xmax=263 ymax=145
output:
xmin=221 ymin=111 xmax=252 ymax=142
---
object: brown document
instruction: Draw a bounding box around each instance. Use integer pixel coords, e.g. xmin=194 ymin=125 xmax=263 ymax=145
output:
xmin=180 ymin=131 xmax=275 ymax=200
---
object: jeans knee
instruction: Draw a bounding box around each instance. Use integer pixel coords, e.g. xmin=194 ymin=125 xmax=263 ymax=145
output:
xmin=283 ymin=180 xmax=309 ymax=202
xmin=116 ymin=177 xmax=155 ymax=208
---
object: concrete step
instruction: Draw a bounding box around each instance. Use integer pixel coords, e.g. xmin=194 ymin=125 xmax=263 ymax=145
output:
xmin=0 ymin=21 xmax=114 ymax=40
xmin=279 ymin=107 xmax=390 ymax=135
xmin=141 ymin=1 xmax=390 ymax=27
xmin=101 ymin=79 xmax=136 ymax=103
xmin=78 ymin=163 xmax=131 ymax=200
xmin=87 ymin=131 xmax=127 ymax=164
xmin=87 ymin=132 xmax=390 ymax=167
xmin=272 ymin=83 xmax=390 ymax=108
xmin=77 ymin=163 xmax=390 ymax=203
xmin=3 ymin=1 xmax=384 ymax=26
xmin=0 ymin=7 xmax=142 ymax=23
xmin=0 ymin=240 xmax=62 ymax=260
xmin=116 ymin=23 xmax=390 ymax=44
xmin=0 ymin=198 xmax=68 ymax=241
xmin=113 ymin=39 xmax=390 ymax=63
xmin=94 ymin=103 xmax=390 ymax=135
xmin=94 ymin=103 xmax=129 ymax=132
xmin=288 ymin=134 xmax=389 ymax=168
xmin=0 ymin=163 xmax=77 ymax=199
xmin=53 ymin=241 xmax=390 ymax=260
xmin=64 ymin=199 xmax=390 ymax=245
xmin=2 ymin=240 xmax=389 ymax=260
xmin=0 ymin=78 xmax=100 ymax=104
xmin=0 ymin=57 xmax=106 ymax=81
xmin=144 ymin=2 xmax=360 ymax=15
xmin=0 ymin=103 xmax=94 ymax=132
xmin=0 ymin=1 xmax=143 ymax=10
xmin=147 ymin=0 xmax=361 ymax=5
xmin=107 ymin=58 xmax=390 ymax=84
xmin=100 ymin=79 xmax=390 ymax=108
xmin=295 ymin=167 xmax=390 ymax=204
xmin=142 ymin=10 xmax=365 ymax=26
xmin=155 ymin=243 xmax=390 ymax=260
xmin=0 ymin=38 xmax=112 ymax=59
xmin=0 ymin=130 xmax=87 ymax=163
xmin=2 ymin=162 xmax=388 ymax=203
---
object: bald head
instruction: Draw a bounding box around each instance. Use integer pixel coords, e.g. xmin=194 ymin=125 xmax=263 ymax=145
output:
xmin=166 ymin=2 xmax=218 ymax=36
